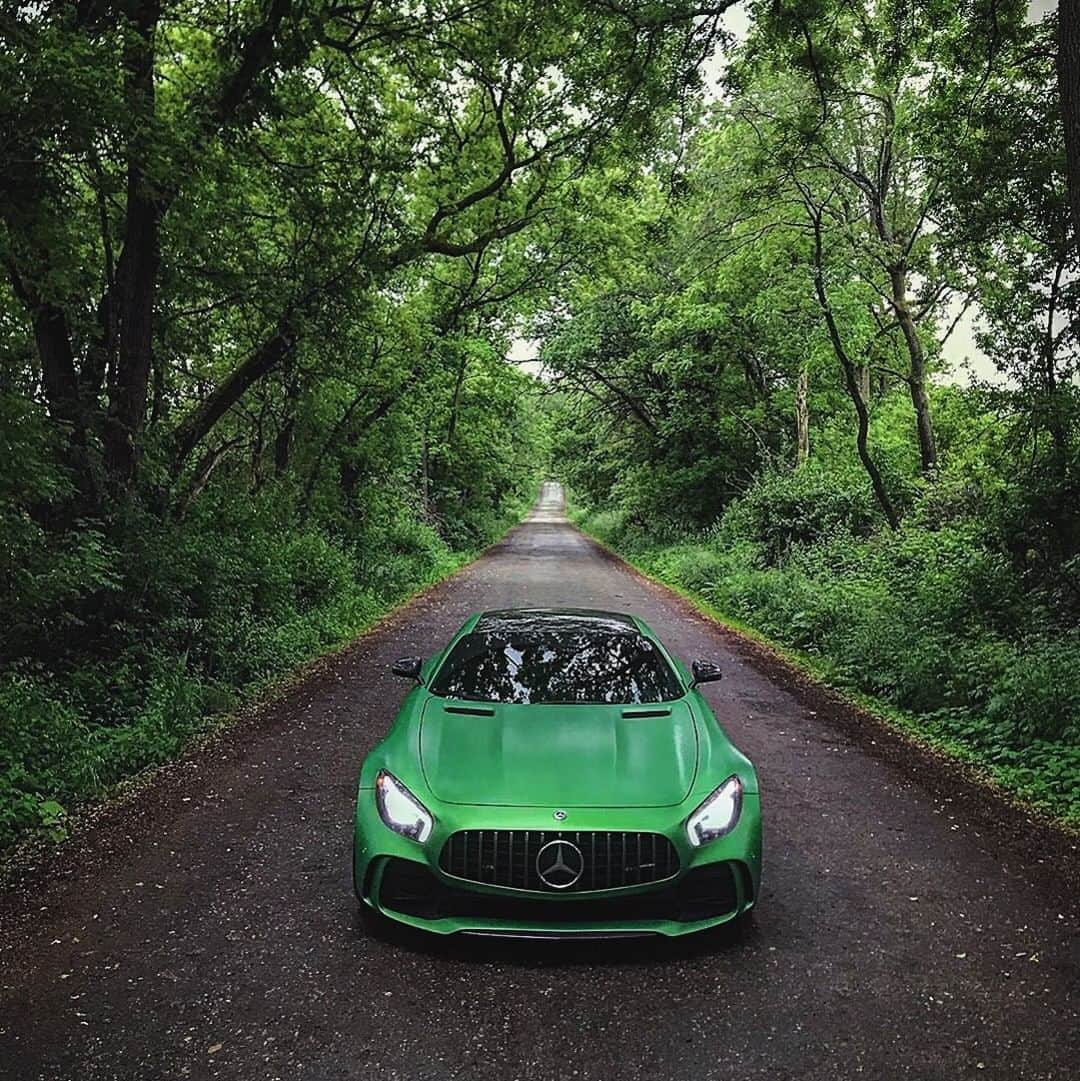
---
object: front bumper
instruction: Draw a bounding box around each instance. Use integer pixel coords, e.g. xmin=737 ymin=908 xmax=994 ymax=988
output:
xmin=353 ymin=794 xmax=762 ymax=939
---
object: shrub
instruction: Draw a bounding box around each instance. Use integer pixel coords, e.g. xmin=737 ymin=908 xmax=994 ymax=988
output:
xmin=650 ymin=544 xmax=730 ymax=595
xmin=583 ymin=472 xmax=1080 ymax=825
xmin=713 ymin=464 xmax=877 ymax=566
xmin=0 ymin=472 xmax=530 ymax=851
xmin=0 ymin=677 xmax=94 ymax=845
xmin=987 ymin=637 xmax=1080 ymax=744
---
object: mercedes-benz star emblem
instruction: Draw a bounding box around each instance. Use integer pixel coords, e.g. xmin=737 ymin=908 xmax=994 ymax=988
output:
xmin=536 ymin=839 xmax=584 ymax=889
xmin=552 ymin=809 xmax=567 ymax=822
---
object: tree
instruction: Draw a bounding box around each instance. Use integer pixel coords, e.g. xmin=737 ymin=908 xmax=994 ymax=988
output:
xmin=1 ymin=0 xmax=732 ymax=515
xmin=1057 ymin=0 xmax=1080 ymax=248
xmin=935 ymin=5 xmax=1080 ymax=572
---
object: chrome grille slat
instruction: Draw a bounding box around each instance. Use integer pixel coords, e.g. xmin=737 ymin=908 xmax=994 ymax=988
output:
xmin=439 ymin=830 xmax=679 ymax=893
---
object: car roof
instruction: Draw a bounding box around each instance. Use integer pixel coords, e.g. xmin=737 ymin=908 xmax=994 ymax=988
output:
xmin=474 ymin=608 xmax=642 ymax=636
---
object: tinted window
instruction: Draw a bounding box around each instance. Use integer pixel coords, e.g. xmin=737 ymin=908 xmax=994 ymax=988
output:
xmin=430 ymin=629 xmax=683 ymax=704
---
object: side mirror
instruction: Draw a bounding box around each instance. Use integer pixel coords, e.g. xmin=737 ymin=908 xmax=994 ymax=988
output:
xmin=690 ymin=659 xmax=722 ymax=688
xmin=392 ymin=656 xmax=423 ymax=683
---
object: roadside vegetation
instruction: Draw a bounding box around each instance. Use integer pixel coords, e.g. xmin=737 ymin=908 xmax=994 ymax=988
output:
xmin=571 ymin=492 xmax=1080 ymax=827
xmin=549 ymin=4 xmax=1080 ymax=826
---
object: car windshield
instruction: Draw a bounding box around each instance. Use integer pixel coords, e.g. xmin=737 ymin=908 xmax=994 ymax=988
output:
xmin=430 ymin=628 xmax=684 ymax=705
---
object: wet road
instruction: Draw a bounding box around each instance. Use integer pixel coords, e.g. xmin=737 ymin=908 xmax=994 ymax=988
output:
xmin=1 ymin=483 xmax=1076 ymax=1079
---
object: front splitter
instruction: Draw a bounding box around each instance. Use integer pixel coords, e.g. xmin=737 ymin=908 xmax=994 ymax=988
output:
xmin=459 ymin=928 xmax=660 ymax=940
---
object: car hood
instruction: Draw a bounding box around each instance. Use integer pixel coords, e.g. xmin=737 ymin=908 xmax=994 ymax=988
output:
xmin=419 ymin=697 xmax=699 ymax=807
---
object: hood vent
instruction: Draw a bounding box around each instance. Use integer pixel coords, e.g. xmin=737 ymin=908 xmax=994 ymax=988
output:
xmin=443 ymin=703 xmax=496 ymax=717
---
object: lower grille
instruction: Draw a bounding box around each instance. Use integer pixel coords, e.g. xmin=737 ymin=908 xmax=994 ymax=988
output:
xmin=440 ymin=829 xmax=679 ymax=892
xmin=378 ymin=858 xmax=741 ymax=924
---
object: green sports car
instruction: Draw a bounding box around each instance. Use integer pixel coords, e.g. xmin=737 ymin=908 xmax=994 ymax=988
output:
xmin=353 ymin=608 xmax=762 ymax=938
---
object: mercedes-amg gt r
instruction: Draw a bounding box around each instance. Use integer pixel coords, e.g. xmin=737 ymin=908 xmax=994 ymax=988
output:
xmin=352 ymin=608 xmax=762 ymax=938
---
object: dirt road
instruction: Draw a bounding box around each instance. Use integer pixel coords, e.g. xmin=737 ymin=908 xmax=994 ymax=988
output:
xmin=1 ymin=483 xmax=1076 ymax=1079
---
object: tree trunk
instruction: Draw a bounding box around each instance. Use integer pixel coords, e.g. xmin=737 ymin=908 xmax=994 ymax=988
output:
xmin=446 ymin=353 xmax=468 ymax=447
xmin=338 ymin=377 xmax=419 ymax=501
xmin=421 ymin=429 xmax=430 ymax=516
xmin=250 ymin=399 xmax=267 ymax=492
xmin=810 ymin=220 xmax=900 ymax=528
xmin=5 ymin=0 xmax=294 ymax=504
xmin=173 ymin=439 xmax=243 ymax=519
xmin=33 ymin=304 xmax=82 ymax=434
xmin=1043 ymin=256 xmax=1070 ymax=463
xmin=101 ymin=0 xmax=294 ymax=490
xmin=273 ymin=414 xmax=296 ymax=477
xmin=33 ymin=303 xmax=98 ymax=515
xmin=889 ymin=264 xmax=937 ymax=474
xmin=103 ymin=0 xmax=161 ymax=489
xmin=1058 ymin=0 xmax=1080 ymax=248
xmin=840 ymin=353 xmax=898 ymax=529
xmin=170 ymin=323 xmax=297 ymax=477
xmin=856 ymin=362 xmax=870 ymax=405
xmin=274 ymin=366 xmax=301 ymax=476
xmin=299 ymin=388 xmax=368 ymax=521
xmin=795 ymin=367 xmax=809 ymax=465
xmin=3 ymin=255 xmax=100 ymax=513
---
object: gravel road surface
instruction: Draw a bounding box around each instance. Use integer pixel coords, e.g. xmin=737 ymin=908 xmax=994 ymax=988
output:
xmin=1 ymin=483 xmax=1077 ymax=1080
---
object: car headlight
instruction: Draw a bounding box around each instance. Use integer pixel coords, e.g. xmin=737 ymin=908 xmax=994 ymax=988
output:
xmin=685 ymin=775 xmax=743 ymax=847
xmin=375 ymin=770 xmax=433 ymax=842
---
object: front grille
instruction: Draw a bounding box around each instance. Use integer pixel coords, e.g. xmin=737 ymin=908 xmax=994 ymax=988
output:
xmin=439 ymin=829 xmax=680 ymax=892
xmin=379 ymin=858 xmax=740 ymax=924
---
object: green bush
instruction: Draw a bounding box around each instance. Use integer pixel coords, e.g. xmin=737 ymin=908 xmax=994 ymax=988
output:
xmin=987 ymin=637 xmax=1080 ymax=744
xmin=713 ymin=464 xmax=877 ymax=566
xmin=649 ymin=544 xmax=730 ymax=594
xmin=92 ymin=659 xmax=213 ymax=785
xmin=0 ymin=471 xmax=532 ymax=851
xmin=581 ymin=472 xmax=1080 ymax=825
xmin=0 ymin=677 xmax=94 ymax=843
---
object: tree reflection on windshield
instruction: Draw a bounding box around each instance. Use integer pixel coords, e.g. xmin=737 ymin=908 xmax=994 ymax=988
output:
xmin=430 ymin=630 xmax=683 ymax=704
